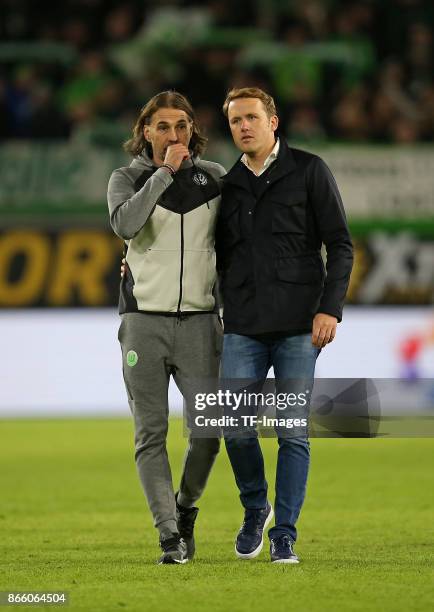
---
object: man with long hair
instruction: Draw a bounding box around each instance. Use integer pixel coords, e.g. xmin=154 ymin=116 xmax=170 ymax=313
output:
xmin=107 ymin=91 xmax=225 ymax=564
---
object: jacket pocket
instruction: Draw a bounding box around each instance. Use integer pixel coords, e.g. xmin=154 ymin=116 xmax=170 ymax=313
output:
xmin=272 ymin=190 xmax=307 ymax=234
xmin=275 ymin=255 xmax=323 ymax=285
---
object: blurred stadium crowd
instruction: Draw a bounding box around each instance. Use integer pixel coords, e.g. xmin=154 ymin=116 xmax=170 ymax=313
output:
xmin=0 ymin=0 xmax=433 ymax=145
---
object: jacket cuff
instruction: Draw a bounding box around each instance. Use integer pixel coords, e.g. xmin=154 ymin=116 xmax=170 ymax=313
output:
xmin=154 ymin=166 xmax=174 ymax=187
xmin=316 ymin=301 xmax=342 ymax=323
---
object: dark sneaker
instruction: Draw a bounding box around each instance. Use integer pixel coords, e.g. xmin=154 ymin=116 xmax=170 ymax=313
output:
xmin=270 ymin=535 xmax=299 ymax=564
xmin=176 ymin=494 xmax=199 ymax=560
xmin=158 ymin=533 xmax=188 ymax=565
xmin=235 ymin=502 xmax=273 ymax=559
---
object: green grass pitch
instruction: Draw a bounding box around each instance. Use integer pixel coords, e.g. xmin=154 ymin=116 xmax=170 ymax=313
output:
xmin=1 ymin=418 xmax=433 ymax=612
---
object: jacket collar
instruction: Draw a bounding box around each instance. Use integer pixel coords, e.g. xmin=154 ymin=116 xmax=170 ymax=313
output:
xmin=222 ymin=136 xmax=297 ymax=190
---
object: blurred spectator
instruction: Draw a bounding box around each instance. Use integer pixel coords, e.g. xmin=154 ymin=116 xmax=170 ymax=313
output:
xmin=28 ymin=84 xmax=71 ymax=139
xmin=0 ymin=78 xmax=11 ymax=139
xmin=380 ymin=60 xmax=421 ymax=121
xmin=370 ymin=91 xmax=398 ymax=141
xmin=332 ymin=85 xmax=371 ymax=141
xmin=406 ymin=22 xmax=433 ymax=93
xmin=293 ymin=0 xmax=330 ymax=39
xmin=389 ymin=116 xmax=421 ymax=143
xmin=0 ymin=0 xmax=432 ymax=144
xmin=420 ymin=85 xmax=434 ymax=138
xmin=4 ymin=65 xmax=36 ymax=138
xmin=58 ymin=51 xmax=120 ymax=135
xmin=287 ymin=105 xmax=326 ymax=143
xmin=62 ymin=19 xmax=92 ymax=51
xmin=104 ymin=6 xmax=137 ymax=44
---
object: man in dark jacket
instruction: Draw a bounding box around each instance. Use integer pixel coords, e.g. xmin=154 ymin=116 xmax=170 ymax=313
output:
xmin=216 ymin=87 xmax=353 ymax=563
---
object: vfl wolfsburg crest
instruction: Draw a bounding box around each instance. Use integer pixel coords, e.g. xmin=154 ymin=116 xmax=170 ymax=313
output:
xmin=126 ymin=350 xmax=138 ymax=367
xmin=193 ymin=172 xmax=208 ymax=186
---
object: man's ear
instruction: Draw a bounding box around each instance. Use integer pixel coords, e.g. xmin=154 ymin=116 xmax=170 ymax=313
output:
xmin=271 ymin=115 xmax=279 ymax=132
xmin=143 ymin=125 xmax=151 ymax=142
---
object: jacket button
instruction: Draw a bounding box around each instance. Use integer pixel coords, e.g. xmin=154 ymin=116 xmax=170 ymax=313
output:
xmin=266 ymin=180 xmax=270 ymax=184
xmin=248 ymin=211 xmax=252 ymax=215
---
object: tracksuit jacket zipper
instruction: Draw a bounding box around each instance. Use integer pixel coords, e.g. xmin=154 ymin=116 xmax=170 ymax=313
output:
xmin=176 ymin=213 xmax=184 ymax=320
xmin=174 ymin=164 xmax=211 ymax=321
xmin=176 ymin=165 xmax=210 ymax=321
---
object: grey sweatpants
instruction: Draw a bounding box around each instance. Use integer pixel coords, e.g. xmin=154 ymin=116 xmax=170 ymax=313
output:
xmin=118 ymin=312 xmax=222 ymax=536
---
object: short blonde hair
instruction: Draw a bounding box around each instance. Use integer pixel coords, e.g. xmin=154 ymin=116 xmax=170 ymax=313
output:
xmin=222 ymin=87 xmax=277 ymax=119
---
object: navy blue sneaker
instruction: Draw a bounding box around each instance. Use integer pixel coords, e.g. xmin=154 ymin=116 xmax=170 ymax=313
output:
xmin=235 ymin=502 xmax=273 ymax=559
xmin=270 ymin=534 xmax=299 ymax=564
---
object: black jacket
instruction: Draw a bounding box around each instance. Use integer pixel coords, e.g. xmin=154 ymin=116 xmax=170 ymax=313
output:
xmin=216 ymin=139 xmax=354 ymax=335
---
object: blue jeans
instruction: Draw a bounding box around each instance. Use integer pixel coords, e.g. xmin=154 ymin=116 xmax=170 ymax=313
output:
xmin=221 ymin=333 xmax=319 ymax=542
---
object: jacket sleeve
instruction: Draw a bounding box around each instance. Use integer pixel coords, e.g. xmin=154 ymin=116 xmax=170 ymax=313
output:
xmin=107 ymin=166 xmax=173 ymax=240
xmin=208 ymin=164 xmax=227 ymax=313
xmin=215 ymin=182 xmax=232 ymax=279
xmin=307 ymin=156 xmax=354 ymax=322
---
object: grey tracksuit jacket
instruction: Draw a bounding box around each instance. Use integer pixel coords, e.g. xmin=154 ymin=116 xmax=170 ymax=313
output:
xmin=107 ymin=151 xmax=226 ymax=314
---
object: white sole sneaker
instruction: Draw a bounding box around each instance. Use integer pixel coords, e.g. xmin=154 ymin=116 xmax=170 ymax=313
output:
xmin=235 ymin=504 xmax=274 ymax=560
xmin=272 ymin=558 xmax=299 ymax=564
xmin=158 ymin=556 xmax=189 ymax=565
